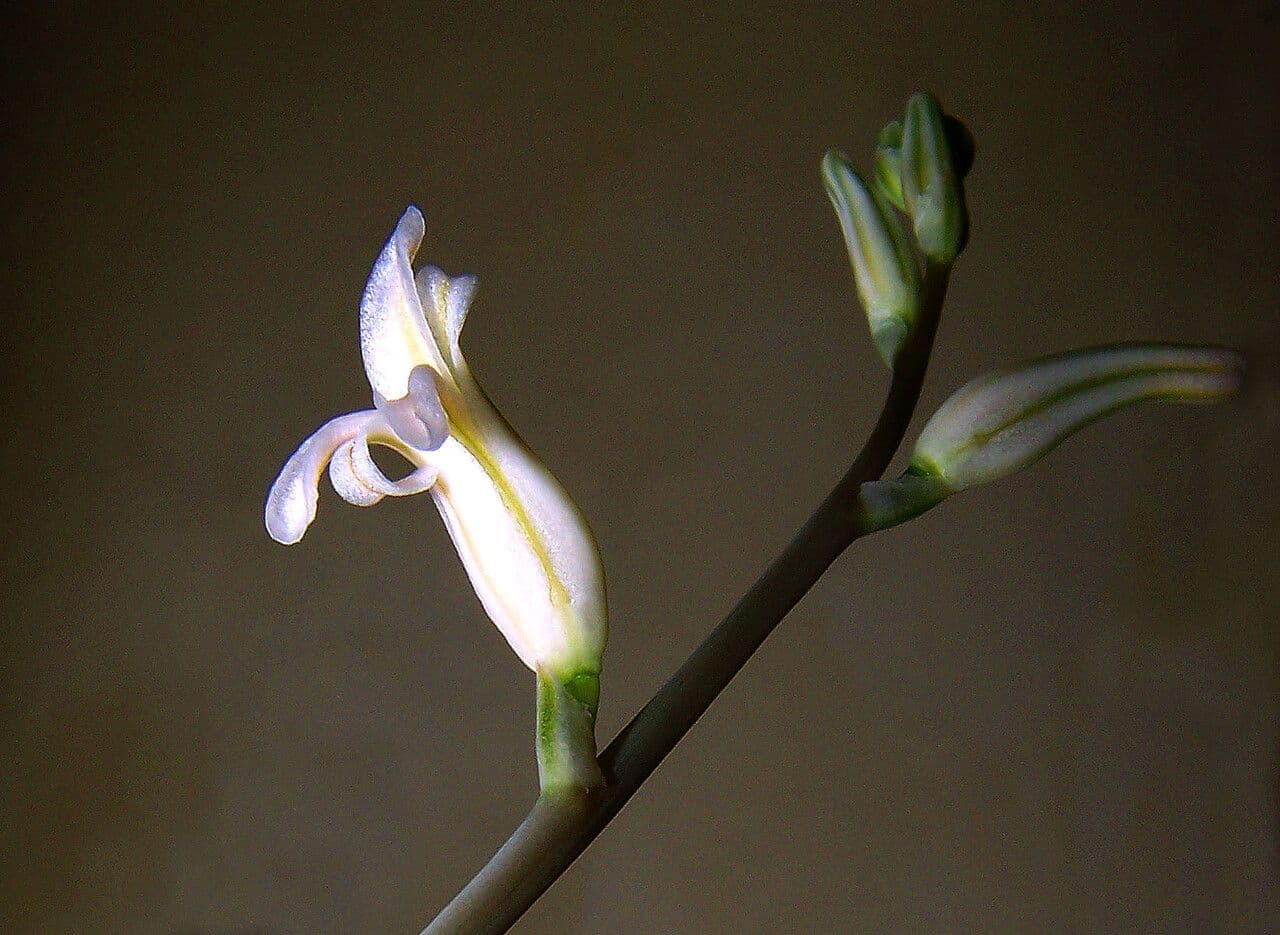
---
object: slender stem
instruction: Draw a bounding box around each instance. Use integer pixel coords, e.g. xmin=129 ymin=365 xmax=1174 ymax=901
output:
xmin=424 ymin=263 xmax=951 ymax=935
xmin=421 ymin=790 xmax=596 ymax=935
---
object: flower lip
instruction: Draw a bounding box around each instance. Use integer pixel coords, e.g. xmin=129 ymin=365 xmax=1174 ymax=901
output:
xmin=374 ymin=364 xmax=450 ymax=452
xmin=264 ymin=410 xmax=383 ymax=545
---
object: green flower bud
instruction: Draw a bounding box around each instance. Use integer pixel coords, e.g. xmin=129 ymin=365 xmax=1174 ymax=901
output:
xmin=873 ymin=121 xmax=906 ymax=211
xmin=912 ymin=343 xmax=1244 ymax=492
xmin=901 ymin=91 xmax=968 ymax=264
xmin=860 ymin=344 xmax=1243 ymax=534
xmin=822 ymin=150 xmax=921 ymax=367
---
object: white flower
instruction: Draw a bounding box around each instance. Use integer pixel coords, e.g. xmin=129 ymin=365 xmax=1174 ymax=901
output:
xmin=265 ymin=207 xmax=606 ymax=685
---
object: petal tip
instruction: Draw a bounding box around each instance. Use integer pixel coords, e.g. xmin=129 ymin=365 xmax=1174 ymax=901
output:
xmin=400 ymin=204 xmax=425 ymax=234
xmin=264 ymin=478 xmax=313 ymax=545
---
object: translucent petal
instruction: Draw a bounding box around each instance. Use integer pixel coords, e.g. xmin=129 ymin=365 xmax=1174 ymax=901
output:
xmin=407 ymin=258 xmax=607 ymax=667
xmin=427 ymin=437 xmax=571 ymax=673
xmin=359 ymin=207 xmax=451 ymax=402
xmin=416 ymin=265 xmax=478 ymax=375
xmin=264 ymin=410 xmax=380 ymax=544
xmin=328 ymin=433 xmax=438 ymax=506
xmin=373 ymin=364 xmax=450 ymax=452
xmin=439 ymin=369 xmax=609 ymax=674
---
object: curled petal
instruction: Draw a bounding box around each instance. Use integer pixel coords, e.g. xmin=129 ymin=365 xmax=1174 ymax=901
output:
xmin=329 ymin=433 xmax=438 ymax=506
xmin=359 ymin=207 xmax=452 ymax=402
xmin=373 ymin=364 xmax=450 ymax=452
xmin=264 ymin=411 xmax=381 ymax=544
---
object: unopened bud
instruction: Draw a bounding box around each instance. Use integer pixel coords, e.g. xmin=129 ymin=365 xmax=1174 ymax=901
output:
xmin=858 ymin=344 xmax=1243 ymax=534
xmin=901 ymin=92 xmax=968 ymax=264
xmin=822 ymin=150 xmax=921 ymax=367
xmin=912 ymin=344 xmax=1244 ymax=492
xmin=873 ymin=121 xmax=906 ymax=211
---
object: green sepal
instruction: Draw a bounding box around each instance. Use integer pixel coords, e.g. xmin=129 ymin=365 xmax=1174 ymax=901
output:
xmin=536 ymin=669 xmax=603 ymax=794
xmin=859 ymin=471 xmax=949 ymax=533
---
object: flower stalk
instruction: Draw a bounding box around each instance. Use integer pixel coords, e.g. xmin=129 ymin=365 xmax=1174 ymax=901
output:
xmin=259 ymin=89 xmax=1244 ymax=935
xmin=422 ymin=258 xmax=956 ymax=935
xmin=536 ymin=670 xmax=603 ymax=794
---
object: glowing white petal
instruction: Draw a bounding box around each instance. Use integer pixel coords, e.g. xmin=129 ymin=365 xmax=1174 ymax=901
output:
xmin=329 ymin=433 xmax=439 ymax=506
xmin=359 ymin=207 xmax=451 ymax=401
xmin=373 ymin=364 xmax=450 ymax=452
xmin=416 ymin=265 xmax=477 ymax=374
xmin=428 ymin=437 xmax=568 ymax=672
xmin=265 ymin=411 xmax=381 ymax=544
xmin=414 ymin=259 xmax=608 ymax=670
xmin=459 ymin=405 xmax=608 ymax=668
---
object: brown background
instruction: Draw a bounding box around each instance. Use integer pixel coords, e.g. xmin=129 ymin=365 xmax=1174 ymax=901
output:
xmin=3 ymin=2 xmax=1278 ymax=932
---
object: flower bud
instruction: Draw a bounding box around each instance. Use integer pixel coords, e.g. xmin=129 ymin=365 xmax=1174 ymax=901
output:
xmin=911 ymin=344 xmax=1244 ymax=492
xmin=873 ymin=121 xmax=906 ymax=211
xmin=822 ymin=150 xmax=921 ymax=367
xmin=900 ymin=92 xmax=968 ymax=264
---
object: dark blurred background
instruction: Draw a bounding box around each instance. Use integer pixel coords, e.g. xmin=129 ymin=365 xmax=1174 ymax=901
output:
xmin=3 ymin=2 xmax=1277 ymax=932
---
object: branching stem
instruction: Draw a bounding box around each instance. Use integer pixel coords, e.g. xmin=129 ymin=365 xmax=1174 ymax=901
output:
xmin=423 ymin=263 xmax=952 ymax=935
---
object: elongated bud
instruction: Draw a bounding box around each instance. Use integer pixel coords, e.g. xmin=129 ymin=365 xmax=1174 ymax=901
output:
xmin=873 ymin=121 xmax=906 ymax=211
xmin=901 ymin=92 xmax=968 ymax=264
xmin=859 ymin=344 xmax=1244 ymax=534
xmin=823 ymin=150 xmax=921 ymax=367
xmin=912 ymin=343 xmax=1244 ymax=492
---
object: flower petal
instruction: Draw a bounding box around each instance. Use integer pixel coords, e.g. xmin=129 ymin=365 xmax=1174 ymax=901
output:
xmin=373 ymin=363 xmax=450 ymax=452
xmin=416 ymin=265 xmax=478 ymax=374
xmin=264 ymin=410 xmax=381 ymax=544
xmin=430 ymin=376 xmax=609 ymax=675
xmin=328 ymin=432 xmax=439 ymax=506
xmin=427 ymin=437 xmax=568 ymax=672
xmin=359 ymin=206 xmax=451 ymax=402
